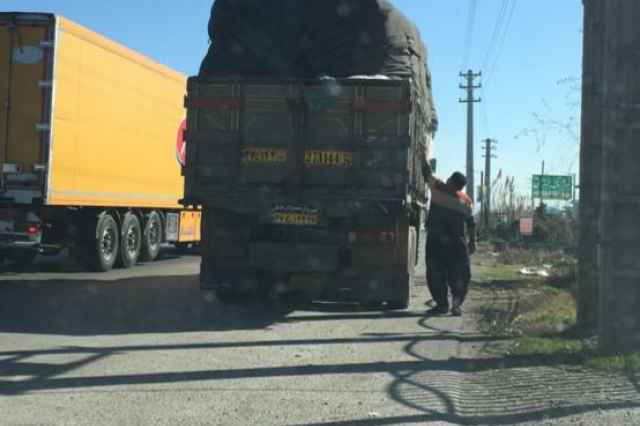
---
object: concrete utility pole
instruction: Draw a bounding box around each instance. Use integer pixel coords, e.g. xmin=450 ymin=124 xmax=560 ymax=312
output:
xmin=539 ymin=161 xmax=545 ymax=209
xmin=577 ymin=0 xmax=604 ymax=333
xmin=482 ymin=138 xmax=497 ymax=228
xmin=581 ymin=0 xmax=640 ymax=353
xmin=459 ymin=70 xmax=482 ymax=202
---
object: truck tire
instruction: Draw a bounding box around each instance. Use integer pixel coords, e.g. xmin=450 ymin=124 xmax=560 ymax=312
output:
xmin=140 ymin=211 xmax=162 ymax=262
xmin=387 ymin=273 xmax=410 ymax=310
xmin=412 ymin=208 xmax=423 ymax=267
xmin=87 ymin=213 xmax=119 ymax=272
xmin=118 ymin=212 xmax=142 ymax=269
xmin=387 ymin=224 xmax=415 ymax=310
xmin=215 ymin=287 xmax=242 ymax=304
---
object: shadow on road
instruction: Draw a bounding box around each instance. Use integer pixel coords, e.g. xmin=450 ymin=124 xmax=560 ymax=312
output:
xmin=1 ymin=325 xmax=638 ymax=425
xmin=0 ymin=273 xmax=293 ymax=335
xmin=0 ymin=248 xmax=188 ymax=275
xmin=1 ymin=250 xmax=638 ymax=424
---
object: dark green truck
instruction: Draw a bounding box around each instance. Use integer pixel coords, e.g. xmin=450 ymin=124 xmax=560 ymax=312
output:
xmin=182 ymin=0 xmax=437 ymax=308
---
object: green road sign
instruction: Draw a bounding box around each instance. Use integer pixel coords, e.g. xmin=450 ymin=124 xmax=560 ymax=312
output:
xmin=532 ymin=175 xmax=573 ymax=200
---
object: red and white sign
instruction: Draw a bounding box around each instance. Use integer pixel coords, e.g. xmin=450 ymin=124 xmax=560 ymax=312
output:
xmin=519 ymin=217 xmax=534 ymax=236
xmin=176 ymin=118 xmax=187 ymax=166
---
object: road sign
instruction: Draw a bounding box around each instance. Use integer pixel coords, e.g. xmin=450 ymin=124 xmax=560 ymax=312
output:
xmin=532 ymin=174 xmax=573 ymax=200
xmin=176 ymin=118 xmax=187 ymax=166
xmin=519 ymin=217 xmax=534 ymax=236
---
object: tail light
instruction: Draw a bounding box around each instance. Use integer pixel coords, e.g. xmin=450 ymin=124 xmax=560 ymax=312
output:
xmin=26 ymin=223 xmax=40 ymax=235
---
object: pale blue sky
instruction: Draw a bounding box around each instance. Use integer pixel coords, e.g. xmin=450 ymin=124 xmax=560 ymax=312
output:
xmin=5 ymin=1 xmax=583 ymax=198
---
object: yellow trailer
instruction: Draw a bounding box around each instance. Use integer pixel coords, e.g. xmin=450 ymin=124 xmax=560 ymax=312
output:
xmin=0 ymin=12 xmax=200 ymax=271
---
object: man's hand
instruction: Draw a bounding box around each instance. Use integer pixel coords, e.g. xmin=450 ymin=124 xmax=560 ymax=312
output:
xmin=422 ymin=159 xmax=433 ymax=178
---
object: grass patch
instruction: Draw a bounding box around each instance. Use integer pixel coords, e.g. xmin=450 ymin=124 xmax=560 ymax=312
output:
xmin=511 ymin=290 xmax=576 ymax=336
xmin=511 ymin=337 xmax=640 ymax=374
xmin=586 ymin=353 xmax=640 ymax=374
xmin=474 ymin=246 xmax=640 ymax=374
xmin=512 ymin=337 xmax=584 ymax=357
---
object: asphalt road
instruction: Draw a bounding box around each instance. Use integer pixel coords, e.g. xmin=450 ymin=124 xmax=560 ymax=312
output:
xmin=1 ymin=250 xmax=638 ymax=425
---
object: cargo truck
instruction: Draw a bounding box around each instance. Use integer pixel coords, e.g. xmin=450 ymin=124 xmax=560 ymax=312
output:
xmin=0 ymin=12 xmax=200 ymax=271
xmin=182 ymin=0 xmax=436 ymax=308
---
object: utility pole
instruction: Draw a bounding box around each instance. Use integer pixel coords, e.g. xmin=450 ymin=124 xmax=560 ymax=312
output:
xmin=479 ymin=171 xmax=484 ymax=204
xmin=482 ymin=138 xmax=497 ymax=229
xmin=459 ymin=70 xmax=482 ymax=202
xmin=581 ymin=0 xmax=640 ymax=352
xmin=479 ymin=171 xmax=485 ymax=229
xmin=539 ymin=161 xmax=545 ymax=210
xmin=577 ymin=0 xmax=604 ymax=334
xmin=509 ymin=177 xmax=515 ymax=222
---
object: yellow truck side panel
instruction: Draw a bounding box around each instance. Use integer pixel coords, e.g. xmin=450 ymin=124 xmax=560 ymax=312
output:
xmin=0 ymin=21 xmax=49 ymax=172
xmin=178 ymin=210 xmax=202 ymax=243
xmin=48 ymin=17 xmax=187 ymax=208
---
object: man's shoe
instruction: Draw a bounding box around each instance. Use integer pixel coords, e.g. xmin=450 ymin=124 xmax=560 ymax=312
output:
xmin=425 ymin=299 xmax=437 ymax=308
xmin=451 ymin=297 xmax=463 ymax=317
xmin=426 ymin=305 xmax=449 ymax=316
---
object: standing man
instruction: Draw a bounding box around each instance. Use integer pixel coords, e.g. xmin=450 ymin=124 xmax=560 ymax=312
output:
xmin=422 ymin=162 xmax=476 ymax=316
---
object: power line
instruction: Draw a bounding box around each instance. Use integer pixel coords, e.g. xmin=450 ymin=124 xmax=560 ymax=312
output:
xmin=485 ymin=0 xmax=518 ymax=88
xmin=479 ymin=0 xmax=518 ymax=135
xmin=478 ymin=0 xmax=509 ymax=139
xmin=461 ymin=0 xmax=478 ymax=69
xmin=479 ymin=92 xmax=491 ymax=135
xmin=481 ymin=0 xmax=509 ymax=71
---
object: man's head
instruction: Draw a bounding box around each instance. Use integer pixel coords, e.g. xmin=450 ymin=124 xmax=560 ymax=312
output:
xmin=447 ymin=171 xmax=467 ymax=191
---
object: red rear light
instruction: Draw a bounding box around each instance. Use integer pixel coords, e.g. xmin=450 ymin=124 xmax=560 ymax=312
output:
xmin=350 ymin=232 xmax=396 ymax=244
xmin=379 ymin=232 xmax=396 ymax=244
xmin=27 ymin=224 xmax=40 ymax=235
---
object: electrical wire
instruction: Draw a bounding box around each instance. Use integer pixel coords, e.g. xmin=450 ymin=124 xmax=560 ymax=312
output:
xmin=485 ymin=0 xmax=518 ymax=88
xmin=461 ymin=0 xmax=478 ymax=70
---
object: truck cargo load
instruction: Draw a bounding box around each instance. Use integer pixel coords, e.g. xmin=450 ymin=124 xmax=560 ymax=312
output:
xmin=200 ymin=0 xmax=436 ymax=128
xmin=184 ymin=1 xmax=436 ymax=308
xmin=0 ymin=12 xmax=200 ymax=270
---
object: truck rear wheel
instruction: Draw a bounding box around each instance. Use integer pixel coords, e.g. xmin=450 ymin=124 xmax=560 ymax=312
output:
xmin=387 ymin=223 xmax=416 ymax=310
xmin=118 ymin=212 xmax=142 ymax=268
xmin=140 ymin=211 xmax=162 ymax=262
xmin=85 ymin=213 xmax=119 ymax=272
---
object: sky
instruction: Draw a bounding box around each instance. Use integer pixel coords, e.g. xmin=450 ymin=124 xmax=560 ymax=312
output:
xmin=4 ymin=0 xmax=583 ymax=200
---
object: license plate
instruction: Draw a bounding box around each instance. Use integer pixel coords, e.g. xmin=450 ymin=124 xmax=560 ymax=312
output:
xmin=304 ymin=150 xmax=353 ymax=167
xmin=271 ymin=206 xmax=320 ymax=226
xmin=242 ymin=147 xmax=288 ymax=164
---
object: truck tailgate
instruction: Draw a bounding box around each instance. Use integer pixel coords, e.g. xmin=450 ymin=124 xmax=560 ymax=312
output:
xmin=184 ymin=78 xmax=427 ymax=208
xmin=0 ymin=13 xmax=54 ymax=192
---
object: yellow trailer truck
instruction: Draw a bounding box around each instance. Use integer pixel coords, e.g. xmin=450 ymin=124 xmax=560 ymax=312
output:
xmin=0 ymin=12 xmax=200 ymax=271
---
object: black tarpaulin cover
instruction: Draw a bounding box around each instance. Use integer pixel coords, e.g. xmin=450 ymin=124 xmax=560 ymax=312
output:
xmin=198 ymin=0 xmax=437 ymax=128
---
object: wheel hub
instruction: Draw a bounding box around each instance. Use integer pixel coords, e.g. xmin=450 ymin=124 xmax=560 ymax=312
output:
xmin=101 ymin=228 xmax=116 ymax=259
xmin=126 ymin=226 xmax=139 ymax=256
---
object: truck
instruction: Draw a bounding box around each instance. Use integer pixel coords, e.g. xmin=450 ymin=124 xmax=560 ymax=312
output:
xmin=0 ymin=12 xmax=200 ymax=271
xmin=182 ymin=0 xmax=436 ymax=308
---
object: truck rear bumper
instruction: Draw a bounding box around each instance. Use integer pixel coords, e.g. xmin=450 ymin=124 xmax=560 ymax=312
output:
xmin=248 ymin=242 xmax=340 ymax=273
xmin=0 ymin=234 xmax=40 ymax=250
